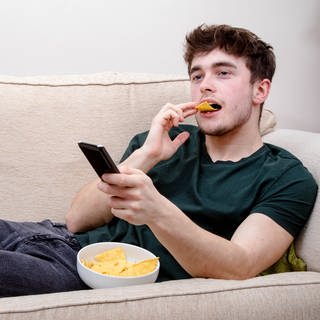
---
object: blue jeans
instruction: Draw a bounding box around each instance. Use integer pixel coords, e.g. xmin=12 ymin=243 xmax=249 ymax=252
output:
xmin=0 ymin=219 xmax=88 ymax=297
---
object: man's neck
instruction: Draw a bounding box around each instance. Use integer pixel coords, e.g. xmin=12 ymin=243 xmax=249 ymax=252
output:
xmin=205 ymin=128 xmax=263 ymax=163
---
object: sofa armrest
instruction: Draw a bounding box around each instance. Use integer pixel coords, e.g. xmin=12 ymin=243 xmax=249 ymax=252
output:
xmin=263 ymin=129 xmax=320 ymax=272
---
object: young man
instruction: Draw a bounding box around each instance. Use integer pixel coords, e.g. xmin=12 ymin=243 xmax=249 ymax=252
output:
xmin=0 ymin=24 xmax=317 ymax=297
xmin=67 ymin=24 xmax=317 ymax=280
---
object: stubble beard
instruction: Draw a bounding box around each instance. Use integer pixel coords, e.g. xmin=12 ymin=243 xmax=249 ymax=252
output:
xmin=196 ymin=105 xmax=252 ymax=137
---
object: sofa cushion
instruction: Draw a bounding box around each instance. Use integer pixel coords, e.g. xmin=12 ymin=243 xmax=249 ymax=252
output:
xmin=0 ymin=272 xmax=319 ymax=320
xmin=0 ymin=72 xmax=276 ymax=223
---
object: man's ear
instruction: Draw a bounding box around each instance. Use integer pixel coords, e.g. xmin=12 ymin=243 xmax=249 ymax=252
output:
xmin=252 ymin=79 xmax=271 ymax=105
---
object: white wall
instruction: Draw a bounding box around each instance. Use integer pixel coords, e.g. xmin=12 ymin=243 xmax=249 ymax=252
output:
xmin=0 ymin=0 xmax=319 ymax=132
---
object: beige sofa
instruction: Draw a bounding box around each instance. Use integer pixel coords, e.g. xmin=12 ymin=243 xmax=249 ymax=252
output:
xmin=0 ymin=72 xmax=319 ymax=319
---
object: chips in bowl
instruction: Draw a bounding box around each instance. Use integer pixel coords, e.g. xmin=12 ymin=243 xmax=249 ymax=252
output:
xmin=77 ymin=242 xmax=160 ymax=289
xmin=82 ymin=247 xmax=159 ymax=277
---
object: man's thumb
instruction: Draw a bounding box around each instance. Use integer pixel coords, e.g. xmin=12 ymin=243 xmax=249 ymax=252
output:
xmin=172 ymin=131 xmax=190 ymax=151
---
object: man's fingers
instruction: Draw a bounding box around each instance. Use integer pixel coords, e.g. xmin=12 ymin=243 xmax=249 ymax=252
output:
xmin=160 ymin=102 xmax=197 ymax=126
xmin=101 ymin=167 xmax=144 ymax=187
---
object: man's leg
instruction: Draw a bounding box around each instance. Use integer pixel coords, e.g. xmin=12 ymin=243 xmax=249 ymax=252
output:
xmin=0 ymin=219 xmax=88 ymax=297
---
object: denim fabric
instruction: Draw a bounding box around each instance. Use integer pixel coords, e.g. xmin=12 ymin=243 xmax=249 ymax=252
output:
xmin=0 ymin=219 xmax=88 ymax=297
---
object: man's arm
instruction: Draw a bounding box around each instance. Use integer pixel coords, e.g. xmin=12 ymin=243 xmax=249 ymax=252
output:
xmin=152 ymin=210 xmax=293 ymax=279
xmin=65 ymin=102 xmax=197 ymax=233
xmin=101 ymin=167 xmax=293 ymax=279
xmin=65 ymin=179 xmax=113 ymax=233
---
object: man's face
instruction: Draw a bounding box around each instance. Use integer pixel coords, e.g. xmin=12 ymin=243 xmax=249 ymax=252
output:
xmin=190 ymin=49 xmax=256 ymax=136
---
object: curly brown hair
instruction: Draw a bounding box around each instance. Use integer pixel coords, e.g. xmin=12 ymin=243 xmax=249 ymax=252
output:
xmin=184 ymin=24 xmax=276 ymax=83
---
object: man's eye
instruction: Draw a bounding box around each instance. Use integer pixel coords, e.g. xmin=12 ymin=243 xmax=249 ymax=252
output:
xmin=218 ymin=71 xmax=231 ymax=77
xmin=191 ymin=74 xmax=202 ymax=81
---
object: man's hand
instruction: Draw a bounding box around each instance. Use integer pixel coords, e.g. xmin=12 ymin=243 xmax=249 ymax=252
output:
xmin=98 ymin=166 xmax=168 ymax=226
xmin=141 ymin=102 xmax=197 ymax=162
xmin=119 ymin=101 xmax=197 ymax=174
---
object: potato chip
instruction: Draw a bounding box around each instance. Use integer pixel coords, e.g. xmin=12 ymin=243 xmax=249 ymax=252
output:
xmin=91 ymin=259 xmax=129 ymax=275
xmin=81 ymin=247 xmax=159 ymax=277
xmin=95 ymin=247 xmax=126 ymax=262
xmin=121 ymin=258 xmax=159 ymax=276
xmin=195 ymin=101 xmax=218 ymax=112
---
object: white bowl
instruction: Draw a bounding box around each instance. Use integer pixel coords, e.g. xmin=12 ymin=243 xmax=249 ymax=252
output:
xmin=77 ymin=242 xmax=160 ymax=289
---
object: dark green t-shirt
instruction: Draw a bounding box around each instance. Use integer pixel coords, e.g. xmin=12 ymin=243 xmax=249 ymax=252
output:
xmin=75 ymin=125 xmax=318 ymax=281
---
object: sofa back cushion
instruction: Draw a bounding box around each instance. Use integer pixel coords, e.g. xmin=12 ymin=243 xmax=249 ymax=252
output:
xmin=0 ymin=72 xmax=275 ymax=224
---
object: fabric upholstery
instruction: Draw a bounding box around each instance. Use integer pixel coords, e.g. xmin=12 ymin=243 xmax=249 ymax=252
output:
xmin=0 ymin=273 xmax=319 ymax=320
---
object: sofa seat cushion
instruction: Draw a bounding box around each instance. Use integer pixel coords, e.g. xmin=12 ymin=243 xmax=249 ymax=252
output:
xmin=0 ymin=272 xmax=319 ymax=320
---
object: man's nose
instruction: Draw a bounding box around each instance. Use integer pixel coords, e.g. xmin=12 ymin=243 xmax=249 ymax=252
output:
xmin=199 ymin=75 xmax=216 ymax=94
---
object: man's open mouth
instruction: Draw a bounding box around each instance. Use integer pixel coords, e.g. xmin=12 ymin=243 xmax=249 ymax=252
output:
xmin=208 ymin=103 xmax=222 ymax=111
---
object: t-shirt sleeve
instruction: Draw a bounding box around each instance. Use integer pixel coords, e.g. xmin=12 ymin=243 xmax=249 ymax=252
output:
xmin=251 ymin=163 xmax=318 ymax=237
